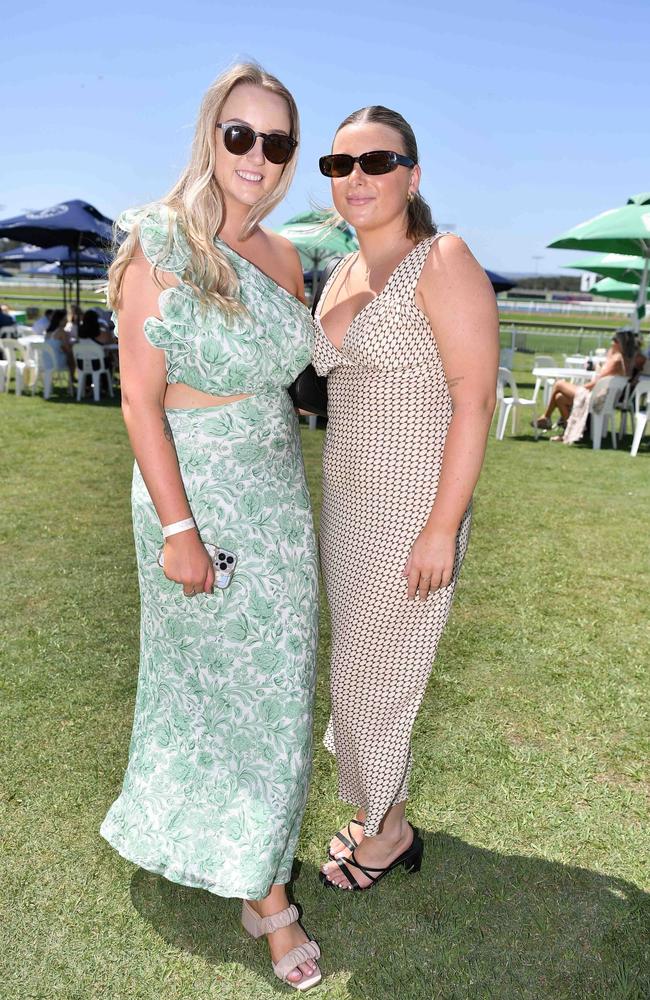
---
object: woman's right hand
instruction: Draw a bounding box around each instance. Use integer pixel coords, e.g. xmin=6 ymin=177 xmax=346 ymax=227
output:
xmin=162 ymin=530 xmax=215 ymax=596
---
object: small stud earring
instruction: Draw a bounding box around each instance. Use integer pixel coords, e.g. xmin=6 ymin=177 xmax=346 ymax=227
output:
xmin=407 ymin=192 xmax=414 ymax=204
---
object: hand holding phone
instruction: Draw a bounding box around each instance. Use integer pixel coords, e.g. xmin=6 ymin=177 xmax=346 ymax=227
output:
xmin=158 ymin=542 xmax=237 ymax=590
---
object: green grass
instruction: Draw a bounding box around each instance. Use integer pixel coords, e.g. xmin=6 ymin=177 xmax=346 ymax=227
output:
xmin=1 ymin=387 xmax=648 ymax=1000
xmin=0 ymin=282 xmax=104 ymax=313
xmin=498 ymin=310 xmax=649 ymax=331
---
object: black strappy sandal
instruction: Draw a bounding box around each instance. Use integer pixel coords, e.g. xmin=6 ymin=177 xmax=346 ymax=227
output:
xmin=328 ymin=818 xmax=365 ymax=860
xmin=320 ymin=826 xmax=423 ymax=891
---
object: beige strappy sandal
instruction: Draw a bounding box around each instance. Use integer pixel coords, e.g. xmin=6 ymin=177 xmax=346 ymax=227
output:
xmin=241 ymin=900 xmax=322 ymax=991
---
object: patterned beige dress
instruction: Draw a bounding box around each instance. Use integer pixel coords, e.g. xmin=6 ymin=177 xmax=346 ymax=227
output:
xmin=312 ymin=236 xmax=472 ymax=837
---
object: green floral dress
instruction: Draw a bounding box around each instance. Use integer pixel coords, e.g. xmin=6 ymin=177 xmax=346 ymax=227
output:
xmin=100 ymin=204 xmax=319 ymax=900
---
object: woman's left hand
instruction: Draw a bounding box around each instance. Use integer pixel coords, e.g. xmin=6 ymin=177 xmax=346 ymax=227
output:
xmin=403 ymin=526 xmax=457 ymax=601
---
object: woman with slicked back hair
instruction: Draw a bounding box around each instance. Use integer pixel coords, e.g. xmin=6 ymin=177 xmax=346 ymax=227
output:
xmin=100 ymin=63 xmax=322 ymax=990
xmin=314 ymin=105 xmax=499 ymax=892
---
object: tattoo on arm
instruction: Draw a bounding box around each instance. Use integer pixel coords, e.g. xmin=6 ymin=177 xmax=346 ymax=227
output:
xmin=447 ymin=376 xmax=465 ymax=389
xmin=162 ymin=413 xmax=173 ymax=443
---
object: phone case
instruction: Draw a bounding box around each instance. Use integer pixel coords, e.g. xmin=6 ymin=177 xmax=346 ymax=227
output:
xmin=157 ymin=543 xmax=238 ymax=590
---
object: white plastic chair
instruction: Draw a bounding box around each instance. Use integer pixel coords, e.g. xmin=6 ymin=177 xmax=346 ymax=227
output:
xmin=0 ymin=359 xmax=8 ymax=392
xmin=0 ymin=339 xmax=33 ymax=395
xmin=630 ymin=378 xmax=650 ymax=457
xmin=589 ymin=375 xmax=628 ymax=450
xmin=496 ymin=367 xmax=539 ymax=440
xmin=31 ymin=341 xmax=74 ymax=399
xmin=73 ymin=341 xmax=114 ymax=402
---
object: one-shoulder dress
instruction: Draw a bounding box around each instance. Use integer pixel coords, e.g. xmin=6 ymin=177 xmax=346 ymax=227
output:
xmin=100 ymin=204 xmax=319 ymax=899
xmin=312 ymin=236 xmax=472 ymax=837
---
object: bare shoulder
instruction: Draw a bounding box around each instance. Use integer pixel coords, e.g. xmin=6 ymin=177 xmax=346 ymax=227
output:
xmin=262 ymin=228 xmax=302 ymax=270
xmin=260 ymin=227 xmax=304 ymax=296
xmin=417 ymin=234 xmax=494 ymax=313
xmin=424 ymin=234 xmax=490 ymax=286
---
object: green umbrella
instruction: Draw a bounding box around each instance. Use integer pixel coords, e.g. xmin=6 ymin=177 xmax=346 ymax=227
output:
xmin=590 ymin=277 xmax=650 ymax=303
xmin=277 ymin=211 xmax=358 ymax=272
xmin=566 ymin=252 xmax=647 ymax=286
xmin=548 ymin=193 xmax=650 ymax=329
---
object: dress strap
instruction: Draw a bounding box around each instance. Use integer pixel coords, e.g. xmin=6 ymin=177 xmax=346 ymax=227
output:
xmin=404 ymin=232 xmax=446 ymax=294
xmin=313 ymin=254 xmax=352 ymax=321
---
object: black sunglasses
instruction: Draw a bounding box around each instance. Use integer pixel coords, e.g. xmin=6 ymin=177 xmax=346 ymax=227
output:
xmin=217 ymin=122 xmax=297 ymax=165
xmin=319 ymin=150 xmax=415 ymax=177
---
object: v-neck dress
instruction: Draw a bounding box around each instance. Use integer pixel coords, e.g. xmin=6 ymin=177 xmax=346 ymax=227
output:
xmin=100 ymin=203 xmax=319 ymax=899
xmin=312 ymin=235 xmax=472 ymax=837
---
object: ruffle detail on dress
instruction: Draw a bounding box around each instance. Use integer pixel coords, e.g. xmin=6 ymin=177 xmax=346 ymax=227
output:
xmin=142 ymin=284 xmax=198 ymax=379
xmin=116 ymin=203 xmax=191 ymax=276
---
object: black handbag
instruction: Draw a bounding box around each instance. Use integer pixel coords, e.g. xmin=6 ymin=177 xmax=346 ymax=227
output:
xmin=288 ymin=257 xmax=341 ymax=418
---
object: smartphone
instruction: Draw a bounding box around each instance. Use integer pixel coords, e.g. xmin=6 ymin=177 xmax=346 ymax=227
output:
xmin=157 ymin=542 xmax=238 ymax=590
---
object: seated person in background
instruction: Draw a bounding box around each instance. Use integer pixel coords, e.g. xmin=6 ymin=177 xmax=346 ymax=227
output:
xmin=628 ymin=334 xmax=649 ymax=385
xmin=79 ymin=308 xmax=117 ymax=371
xmin=64 ymin=304 xmax=83 ymax=341
xmin=32 ymin=309 xmax=53 ymax=336
xmin=533 ymin=331 xmax=632 ymax=431
xmin=79 ymin=308 xmax=115 ymax=345
xmin=45 ymin=308 xmax=76 ymax=379
xmin=0 ymin=304 xmax=16 ymax=329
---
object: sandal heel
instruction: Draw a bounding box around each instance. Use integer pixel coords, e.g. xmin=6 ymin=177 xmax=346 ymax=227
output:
xmin=241 ymin=900 xmax=265 ymax=939
xmin=402 ymin=836 xmax=424 ymax=874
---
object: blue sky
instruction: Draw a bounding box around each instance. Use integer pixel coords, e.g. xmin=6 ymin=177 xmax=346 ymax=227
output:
xmin=4 ymin=0 xmax=649 ymax=273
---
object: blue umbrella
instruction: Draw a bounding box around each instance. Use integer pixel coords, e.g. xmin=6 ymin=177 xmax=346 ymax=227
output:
xmin=24 ymin=261 xmax=107 ymax=280
xmin=485 ymin=269 xmax=515 ymax=294
xmin=0 ymin=243 xmax=111 ymax=268
xmin=0 ymin=200 xmax=113 ymax=307
xmin=0 ymin=200 xmax=113 ymax=249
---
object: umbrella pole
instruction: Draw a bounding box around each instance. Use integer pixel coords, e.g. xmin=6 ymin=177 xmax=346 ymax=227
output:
xmin=634 ymin=253 xmax=650 ymax=333
xmin=75 ymin=247 xmax=81 ymax=312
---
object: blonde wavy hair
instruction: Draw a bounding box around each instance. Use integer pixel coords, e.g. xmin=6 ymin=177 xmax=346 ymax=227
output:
xmin=107 ymin=62 xmax=300 ymax=315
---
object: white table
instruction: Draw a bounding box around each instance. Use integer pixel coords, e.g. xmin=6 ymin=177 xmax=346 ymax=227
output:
xmin=565 ymin=355 xmax=606 ymax=369
xmin=532 ymin=366 xmax=595 ymax=407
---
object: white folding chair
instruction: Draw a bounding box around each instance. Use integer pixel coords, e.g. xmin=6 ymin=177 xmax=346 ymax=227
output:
xmin=589 ymin=375 xmax=628 ymax=450
xmin=0 ymin=359 xmax=8 ymax=392
xmin=630 ymin=378 xmax=650 ymax=457
xmin=31 ymin=341 xmax=74 ymax=399
xmin=73 ymin=341 xmax=114 ymax=402
xmin=496 ymin=367 xmax=539 ymax=440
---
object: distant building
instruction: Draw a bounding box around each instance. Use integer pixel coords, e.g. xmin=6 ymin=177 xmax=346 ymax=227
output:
xmin=580 ymin=272 xmax=599 ymax=292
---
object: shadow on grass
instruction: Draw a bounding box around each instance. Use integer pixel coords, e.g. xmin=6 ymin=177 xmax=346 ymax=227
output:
xmin=503 ymin=431 xmax=634 ymax=451
xmin=130 ymin=832 xmax=650 ymax=999
xmin=38 ymin=385 xmax=122 ymax=408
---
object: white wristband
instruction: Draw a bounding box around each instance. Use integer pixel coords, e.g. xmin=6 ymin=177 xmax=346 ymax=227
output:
xmin=162 ymin=517 xmax=195 ymax=538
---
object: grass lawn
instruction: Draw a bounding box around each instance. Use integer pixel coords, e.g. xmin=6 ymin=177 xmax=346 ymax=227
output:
xmin=1 ymin=385 xmax=648 ymax=1000
xmin=0 ymin=283 xmax=103 ymax=312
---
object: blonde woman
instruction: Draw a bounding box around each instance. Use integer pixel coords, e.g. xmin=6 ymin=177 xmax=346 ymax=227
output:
xmin=100 ymin=64 xmax=321 ymax=990
xmin=313 ymin=106 xmax=499 ymax=891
